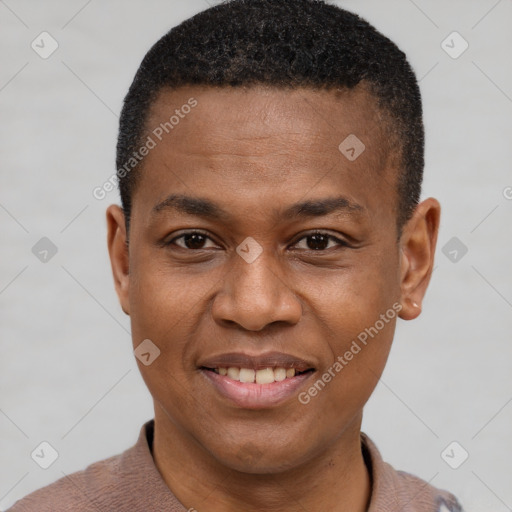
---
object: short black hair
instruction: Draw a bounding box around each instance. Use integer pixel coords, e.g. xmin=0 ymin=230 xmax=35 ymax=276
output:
xmin=116 ymin=0 xmax=424 ymax=231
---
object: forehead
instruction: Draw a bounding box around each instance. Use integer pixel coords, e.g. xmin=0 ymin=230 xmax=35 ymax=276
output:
xmin=133 ymin=84 xmax=398 ymax=225
xmin=146 ymin=84 xmax=389 ymax=155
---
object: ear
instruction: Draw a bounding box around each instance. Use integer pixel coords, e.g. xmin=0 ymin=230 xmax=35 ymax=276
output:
xmin=106 ymin=205 xmax=130 ymax=315
xmin=398 ymin=198 xmax=441 ymax=320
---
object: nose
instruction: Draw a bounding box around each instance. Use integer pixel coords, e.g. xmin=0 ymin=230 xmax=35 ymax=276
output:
xmin=211 ymin=250 xmax=302 ymax=331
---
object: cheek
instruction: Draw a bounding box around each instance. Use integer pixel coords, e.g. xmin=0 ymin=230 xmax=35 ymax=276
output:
xmin=317 ymin=282 xmax=397 ymax=385
xmin=303 ymin=249 xmax=400 ymax=403
xmin=129 ymin=270 xmax=200 ymax=414
xmin=307 ymin=244 xmax=400 ymax=338
xmin=127 ymin=259 xmax=198 ymax=387
xmin=129 ymin=251 xmax=208 ymax=334
xmin=302 ymin=300 xmax=396 ymax=432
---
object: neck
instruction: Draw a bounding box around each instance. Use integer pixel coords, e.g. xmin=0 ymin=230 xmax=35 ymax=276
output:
xmin=151 ymin=406 xmax=371 ymax=512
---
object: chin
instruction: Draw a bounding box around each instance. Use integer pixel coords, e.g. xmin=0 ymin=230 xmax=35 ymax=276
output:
xmin=211 ymin=438 xmax=315 ymax=475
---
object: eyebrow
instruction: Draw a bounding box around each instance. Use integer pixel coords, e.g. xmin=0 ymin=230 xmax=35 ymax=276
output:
xmin=151 ymin=194 xmax=365 ymax=221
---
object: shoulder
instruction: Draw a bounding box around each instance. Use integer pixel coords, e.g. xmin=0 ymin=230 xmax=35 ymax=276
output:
xmin=393 ymin=468 xmax=465 ymax=512
xmin=361 ymin=432 xmax=465 ymax=512
xmin=7 ymin=421 xmax=157 ymax=512
xmin=7 ymin=420 xmax=183 ymax=512
xmin=7 ymin=452 xmax=126 ymax=512
xmin=8 ymin=420 xmax=184 ymax=512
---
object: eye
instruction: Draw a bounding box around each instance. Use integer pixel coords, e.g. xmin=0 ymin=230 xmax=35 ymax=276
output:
xmin=169 ymin=231 xmax=219 ymax=250
xmin=292 ymin=231 xmax=348 ymax=251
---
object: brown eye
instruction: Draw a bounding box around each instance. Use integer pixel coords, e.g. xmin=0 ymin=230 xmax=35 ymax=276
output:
xmin=293 ymin=232 xmax=346 ymax=251
xmin=306 ymin=234 xmax=330 ymax=250
xmin=171 ymin=232 xmax=217 ymax=250
xmin=183 ymin=233 xmax=207 ymax=249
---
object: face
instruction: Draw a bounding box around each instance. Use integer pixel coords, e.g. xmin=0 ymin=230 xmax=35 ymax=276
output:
xmin=107 ymin=85 xmax=439 ymax=473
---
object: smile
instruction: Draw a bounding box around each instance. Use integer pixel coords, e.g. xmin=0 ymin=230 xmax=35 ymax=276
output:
xmin=198 ymin=352 xmax=316 ymax=409
xmin=211 ymin=366 xmax=307 ymax=383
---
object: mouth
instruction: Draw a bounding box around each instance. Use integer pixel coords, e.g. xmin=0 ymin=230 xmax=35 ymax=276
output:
xmin=202 ymin=366 xmax=313 ymax=384
xmin=198 ymin=352 xmax=316 ymax=409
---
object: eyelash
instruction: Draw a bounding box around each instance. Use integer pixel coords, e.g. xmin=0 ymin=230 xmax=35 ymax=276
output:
xmin=167 ymin=230 xmax=349 ymax=252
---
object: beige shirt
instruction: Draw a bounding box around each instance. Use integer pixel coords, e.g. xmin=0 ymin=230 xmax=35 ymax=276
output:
xmin=8 ymin=420 xmax=464 ymax=511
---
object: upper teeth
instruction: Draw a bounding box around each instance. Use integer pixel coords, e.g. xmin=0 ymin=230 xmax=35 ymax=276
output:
xmin=215 ymin=367 xmax=297 ymax=383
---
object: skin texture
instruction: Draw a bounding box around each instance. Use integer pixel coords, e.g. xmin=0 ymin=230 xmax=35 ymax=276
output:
xmin=107 ymin=85 xmax=440 ymax=512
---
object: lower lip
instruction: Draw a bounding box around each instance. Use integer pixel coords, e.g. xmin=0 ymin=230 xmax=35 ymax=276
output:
xmin=201 ymin=369 xmax=314 ymax=409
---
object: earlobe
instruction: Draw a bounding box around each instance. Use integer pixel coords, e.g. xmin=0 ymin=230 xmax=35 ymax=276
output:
xmin=106 ymin=205 xmax=131 ymax=315
xmin=398 ymin=198 xmax=441 ymax=321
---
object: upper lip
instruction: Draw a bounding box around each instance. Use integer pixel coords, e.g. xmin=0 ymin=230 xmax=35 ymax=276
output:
xmin=199 ymin=351 xmax=315 ymax=372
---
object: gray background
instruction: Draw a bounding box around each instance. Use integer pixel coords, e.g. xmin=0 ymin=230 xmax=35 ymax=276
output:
xmin=1 ymin=0 xmax=511 ymax=510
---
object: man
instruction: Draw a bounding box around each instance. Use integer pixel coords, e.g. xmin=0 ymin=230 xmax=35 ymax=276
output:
xmin=9 ymin=0 xmax=465 ymax=510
